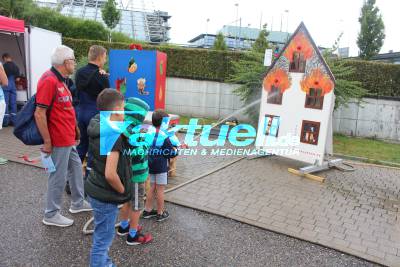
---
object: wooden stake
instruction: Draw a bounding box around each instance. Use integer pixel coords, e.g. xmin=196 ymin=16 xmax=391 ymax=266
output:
xmin=288 ymin=168 xmax=325 ymax=183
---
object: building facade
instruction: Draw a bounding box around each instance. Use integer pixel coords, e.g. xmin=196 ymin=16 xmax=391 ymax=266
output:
xmin=35 ymin=0 xmax=170 ymax=43
xmin=371 ymin=51 xmax=400 ymax=64
xmin=188 ymin=25 xmax=291 ymax=50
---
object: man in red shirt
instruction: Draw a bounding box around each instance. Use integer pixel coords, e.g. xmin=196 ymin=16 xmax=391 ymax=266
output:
xmin=35 ymin=45 xmax=92 ymax=227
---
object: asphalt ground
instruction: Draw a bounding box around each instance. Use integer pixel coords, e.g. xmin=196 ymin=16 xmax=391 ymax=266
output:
xmin=0 ymin=162 xmax=379 ymax=267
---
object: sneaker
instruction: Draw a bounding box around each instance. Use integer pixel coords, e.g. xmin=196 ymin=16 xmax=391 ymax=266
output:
xmin=117 ymin=225 xmax=143 ymax=236
xmin=126 ymin=232 xmax=153 ymax=246
xmin=42 ymin=213 xmax=74 ymax=227
xmin=156 ymin=210 xmax=169 ymax=222
xmin=69 ymin=200 xmax=92 ymax=214
xmin=142 ymin=209 xmax=158 ymax=219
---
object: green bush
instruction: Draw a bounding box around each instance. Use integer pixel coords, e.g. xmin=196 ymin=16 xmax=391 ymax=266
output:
xmin=111 ymin=31 xmax=134 ymax=43
xmin=23 ymin=6 xmax=108 ymax=41
xmin=63 ymin=37 xmax=248 ymax=81
xmin=342 ymin=60 xmax=400 ymax=97
xmin=63 ymin=38 xmax=400 ymax=97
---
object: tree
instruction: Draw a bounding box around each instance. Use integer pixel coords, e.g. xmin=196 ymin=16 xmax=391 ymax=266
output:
xmin=213 ymin=32 xmax=227 ymax=51
xmin=0 ymin=0 xmax=35 ymax=18
xmin=252 ymin=24 xmax=270 ymax=53
xmin=228 ymin=25 xmax=271 ymax=125
xmin=325 ymin=34 xmax=368 ymax=108
xmin=101 ymin=0 xmax=121 ymax=41
xmin=229 ymin=51 xmax=265 ymax=125
xmin=357 ymin=0 xmax=385 ymax=59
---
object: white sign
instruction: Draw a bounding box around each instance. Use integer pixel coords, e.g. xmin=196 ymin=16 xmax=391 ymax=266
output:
xmin=264 ymin=49 xmax=272 ymax=66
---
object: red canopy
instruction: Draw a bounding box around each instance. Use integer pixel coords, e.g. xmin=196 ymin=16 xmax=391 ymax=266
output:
xmin=0 ymin=16 xmax=25 ymax=33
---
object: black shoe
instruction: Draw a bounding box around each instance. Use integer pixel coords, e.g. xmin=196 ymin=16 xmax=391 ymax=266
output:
xmin=156 ymin=211 xmax=169 ymax=222
xmin=126 ymin=232 xmax=153 ymax=246
xmin=65 ymin=182 xmax=71 ymax=195
xmin=117 ymin=225 xmax=129 ymax=236
xmin=117 ymin=225 xmax=143 ymax=236
xmin=142 ymin=209 xmax=158 ymax=219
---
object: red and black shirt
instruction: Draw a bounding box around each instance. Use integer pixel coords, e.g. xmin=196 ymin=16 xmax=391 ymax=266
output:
xmin=36 ymin=67 xmax=77 ymax=147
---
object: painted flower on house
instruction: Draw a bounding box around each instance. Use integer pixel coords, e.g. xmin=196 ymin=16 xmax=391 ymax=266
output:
xmin=263 ymin=68 xmax=291 ymax=93
xmin=300 ymin=69 xmax=334 ymax=96
xmin=284 ymin=32 xmax=313 ymax=61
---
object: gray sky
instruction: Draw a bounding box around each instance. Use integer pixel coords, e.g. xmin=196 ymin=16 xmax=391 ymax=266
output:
xmin=154 ymin=0 xmax=398 ymax=56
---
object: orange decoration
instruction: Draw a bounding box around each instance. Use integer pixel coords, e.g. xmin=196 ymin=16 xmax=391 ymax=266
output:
xmin=263 ymin=68 xmax=291 ymax=93
xmin=284 ymin=33 xmax=314 ymax=61
xmin=159 ymin=86 xmax=163 ymax=101
xmin=300 ymin=69 xmax=334 ymax=96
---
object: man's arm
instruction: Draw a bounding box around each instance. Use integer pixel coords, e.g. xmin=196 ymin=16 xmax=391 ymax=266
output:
xmin=162 ymin=137 xmax=178 ymax=159
xmin=0 ymin=64 xmax=8 ymax=87
xmin=75 ymin=124 xmax=81 ymax=145
xmin=34 ymin=107 xmax=52 ymax=153
xmin=105 ymin=151 xmax=125 ymax=194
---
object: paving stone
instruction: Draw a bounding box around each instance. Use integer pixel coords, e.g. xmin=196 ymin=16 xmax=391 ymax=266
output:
xmin=366 ymin=248 xmax=386 ymax=259
xmin=299 ymin=222 xmax=315 ymax=231
xmin=332 ymin=238 xmax=350 ymax=248
xmin=271 ymin=215 xmax=287 ymax=223
xmin=300 ymin=229 xmax=317 ymax=239
xmin=349 ymin=243 xmax=368 ymax=253
xmin=271 ymin=221 xmax=288 ymax=229
xmin=314 ymin=226 xmax=330 ymax=235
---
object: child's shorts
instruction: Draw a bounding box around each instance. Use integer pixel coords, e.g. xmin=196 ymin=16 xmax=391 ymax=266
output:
xmin=149 ymin=172 xmax=168 ymax=185
xmin=131 ymin=182 xmax=145 ymax=211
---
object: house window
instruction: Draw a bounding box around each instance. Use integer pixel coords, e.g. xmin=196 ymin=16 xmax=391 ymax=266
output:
xmin=289 ymin=52 xmax=306 ymax=73
xmin=267 ymin=86 xmax=283 ymax=105
xmin=305 ymin=88 xmax=324 ymax=109
xmin=300 ymin=120 xmax=320 ymax=145
xmin=264 ymin=115 xmax=280 ymax=137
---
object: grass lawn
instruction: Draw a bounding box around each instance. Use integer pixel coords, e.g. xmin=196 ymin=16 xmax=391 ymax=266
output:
xmin=176 ymin=115 xmax=218 ymax=126
xmin=333 ymin=134 xmax=400 ymax=165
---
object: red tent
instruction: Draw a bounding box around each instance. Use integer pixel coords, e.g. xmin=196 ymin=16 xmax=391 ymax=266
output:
xmin=0 ymin=15 xmax=25 ymax=33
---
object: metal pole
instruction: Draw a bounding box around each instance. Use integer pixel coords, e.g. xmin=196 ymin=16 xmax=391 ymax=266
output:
xmin=235 ymin=3 xmax=239 ymax=50
xmin=285 ymin=10 xmax=289 ymax=33
xmin=239 ymin=17 xmax=242 ymax=50
xmin=205 ymin=18 xmax=210 ymax=48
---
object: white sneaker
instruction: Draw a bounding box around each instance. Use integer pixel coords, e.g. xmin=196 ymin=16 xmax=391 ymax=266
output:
xmin=69 ymin=200 xmax=93 ymax=214
xmin=42 ymin=213 xmax=74 ymax=227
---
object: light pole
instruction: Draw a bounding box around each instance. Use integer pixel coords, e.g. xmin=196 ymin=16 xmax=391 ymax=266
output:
xmin=235 ymin=3 xmax=239 ymax=50
xmin=205 ymin=18 xmax=210 ymax=48
xmin=245 ymin=23 xmax=251 ymax=49
xmin=285 ymin=10 xmax=289 ymax=33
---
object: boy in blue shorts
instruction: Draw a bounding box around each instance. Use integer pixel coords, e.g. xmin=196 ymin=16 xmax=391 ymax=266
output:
xmin=143 ymin=109 xmax=178 ymax=222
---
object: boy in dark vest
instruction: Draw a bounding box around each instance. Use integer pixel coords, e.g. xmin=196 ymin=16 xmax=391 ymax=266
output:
xmin=85 ymin=89 xmax=132 ymax=266
xmin=117 ymin=97 xmax=153 ymax=245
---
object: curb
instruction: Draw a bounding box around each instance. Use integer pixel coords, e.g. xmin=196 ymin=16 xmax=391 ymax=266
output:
xmin=333 ymin=153 xmax=400 ymax=170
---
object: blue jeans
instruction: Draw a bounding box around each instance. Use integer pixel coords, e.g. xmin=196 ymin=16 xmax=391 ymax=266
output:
xmin=88 ymin=196 xmax=118 ymax=267
xmin=2 ymin=76 xmax=17 ymax=127
xmin=76 ymin=104 xmax=98 ymax=177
